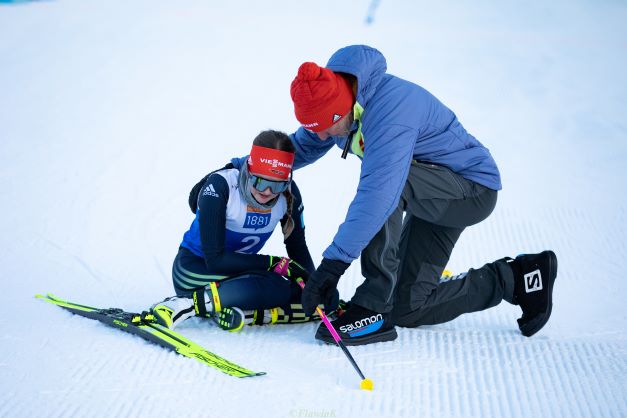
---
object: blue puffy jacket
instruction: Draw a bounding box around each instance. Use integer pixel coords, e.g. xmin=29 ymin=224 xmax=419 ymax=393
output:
xmin=289 ymin=45 xmax=502 ymax=264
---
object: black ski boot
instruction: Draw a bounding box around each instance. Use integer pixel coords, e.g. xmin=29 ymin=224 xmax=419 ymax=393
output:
xmin=315 ymin=303 xmax=397 ymax=346
xmin=509 ymin=250 xmax=558 ymax=337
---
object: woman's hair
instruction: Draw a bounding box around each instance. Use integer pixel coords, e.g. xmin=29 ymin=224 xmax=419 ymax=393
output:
xmin=252 ymin=130 xmax=296 ymax=240
xmin=252 ymin=130 xmax=295 ymax=153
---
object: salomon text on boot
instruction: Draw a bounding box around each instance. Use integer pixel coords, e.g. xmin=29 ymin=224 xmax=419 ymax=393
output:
xmin=315 ymin=303 xmax=397 ymax=346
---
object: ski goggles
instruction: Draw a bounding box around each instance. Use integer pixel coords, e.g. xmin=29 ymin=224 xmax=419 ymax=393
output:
xmin=249 ymin=174 xmax=291 ymax=194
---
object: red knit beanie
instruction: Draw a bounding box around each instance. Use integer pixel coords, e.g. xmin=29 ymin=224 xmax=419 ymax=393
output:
xmin=290 ymin=62 xmax=354 ymax=132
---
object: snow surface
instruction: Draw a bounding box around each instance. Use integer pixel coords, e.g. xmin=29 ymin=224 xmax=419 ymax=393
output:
xmin=1 ymin=1 xmax=626 ymax=417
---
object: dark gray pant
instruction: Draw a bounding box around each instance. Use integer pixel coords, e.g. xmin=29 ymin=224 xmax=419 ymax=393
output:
xmin=352 ymin=161 xmax=515 ymax=328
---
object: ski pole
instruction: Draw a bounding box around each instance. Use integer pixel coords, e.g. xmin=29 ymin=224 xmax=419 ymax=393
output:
xmin=296 ymin=278 xmax=373 ymax=391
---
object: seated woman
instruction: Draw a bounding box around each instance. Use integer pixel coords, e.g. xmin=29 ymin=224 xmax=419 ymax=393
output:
xmin=150 ymin=130 xmax=337 ymax=331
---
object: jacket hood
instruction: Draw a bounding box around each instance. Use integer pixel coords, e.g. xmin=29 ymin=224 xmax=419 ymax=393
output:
xmin=325 ymin=45 xmax=387 ymax=107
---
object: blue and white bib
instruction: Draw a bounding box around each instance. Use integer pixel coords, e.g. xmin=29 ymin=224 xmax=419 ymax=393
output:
xmin=181 ymin=168 xmax=287 ymax=257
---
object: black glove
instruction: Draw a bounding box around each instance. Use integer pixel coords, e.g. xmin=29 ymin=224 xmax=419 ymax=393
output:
xmin=301 ymin=258 xmax=350 ymax=316
xmin=269 ymin=256 xmax=309 ymax=281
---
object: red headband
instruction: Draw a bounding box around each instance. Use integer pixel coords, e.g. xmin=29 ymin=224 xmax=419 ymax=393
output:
xmin=247 ymin=145 xmax=295 ymax=180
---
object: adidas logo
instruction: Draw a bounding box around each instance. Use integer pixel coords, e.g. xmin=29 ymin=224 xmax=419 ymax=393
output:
xmin=524 ymin=269 xmax=543 ymax=293
xmin=202 ymin=184 xmax=219 ymax=198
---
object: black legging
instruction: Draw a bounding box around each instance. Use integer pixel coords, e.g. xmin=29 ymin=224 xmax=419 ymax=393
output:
xmin=172 ymin=246 xmax=302 ymax=310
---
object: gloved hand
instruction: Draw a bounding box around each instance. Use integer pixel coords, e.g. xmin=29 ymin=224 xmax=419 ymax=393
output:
xmin=269 ymin=256 xmax=309 ymax=281
xmin=301 ymin=258 xmax=350 ymax=316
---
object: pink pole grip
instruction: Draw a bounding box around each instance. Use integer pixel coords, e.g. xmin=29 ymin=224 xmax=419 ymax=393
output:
xmin=273 ymin=257 xmax=290 ymax=276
